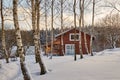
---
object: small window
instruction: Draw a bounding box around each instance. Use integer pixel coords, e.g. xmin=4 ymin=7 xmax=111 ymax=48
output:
xmin=70 ymin=33 xmax=80 ymax=41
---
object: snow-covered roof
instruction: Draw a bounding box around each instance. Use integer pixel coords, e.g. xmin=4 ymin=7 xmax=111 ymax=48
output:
xmin=55 ymin=28 xmax=92 ymax=38
xmin=55 ymin=28 xmax=78 ymax=38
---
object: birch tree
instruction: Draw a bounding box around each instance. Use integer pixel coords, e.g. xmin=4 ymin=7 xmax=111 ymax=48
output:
xmin=31 ymin=0 xmax=47 ymax=75
xmin=73 ymin=0 xmax=77 ymax=61
xmin=97 ymin=13 xmax=120 ymax=49
xmin=31 ymin=0 xmax=37 ymax=63
xmin=61 ymin=0 xmax=64 ymax=56
xmin=82 ymin=0 xmax=89 ymax=54
xmin=1 ymin=0 xmax=9 ymax=63
xmin=79 ymin=0 xmax=83 ymax=59
xmin=90 ymin=0 xmax=95 ymax=56
xmin=13 ymin=0 xmax=32 ymax=79
xmin=45 ymin=0 xmax=48 ymax=55
xmin=105 ymin=0 xmax=120 ymax=12
xmin=50 ymin=0 xmax=54 ymax=59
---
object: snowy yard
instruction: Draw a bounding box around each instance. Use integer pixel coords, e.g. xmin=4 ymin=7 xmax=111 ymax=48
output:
xmin=0 ymin=48 xmax=120 ymax=80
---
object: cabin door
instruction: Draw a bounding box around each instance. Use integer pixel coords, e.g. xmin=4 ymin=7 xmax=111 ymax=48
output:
xmin=65 ymin=44 xmax=75 ymax=55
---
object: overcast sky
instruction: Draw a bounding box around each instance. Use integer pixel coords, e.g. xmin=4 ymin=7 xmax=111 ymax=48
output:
xmin=1 ymin=0 xmax=120 ymax=30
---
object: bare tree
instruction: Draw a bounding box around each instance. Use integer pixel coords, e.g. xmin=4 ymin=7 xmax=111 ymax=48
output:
xmin=45 ymin=0 xmax=48 ymax=55
xmin=31 ymin=0 xmax=38 ymax=63
xmin=31 ymin=0 xmax=47 ymax=75
xmin=50 ymin=0 xmax=54 ymax=59
xmin=82 ymin=0 xmax=89 ymax=54
xmin=105 ymin=0 xmax=120 ymax=12
xmin=61 ymin=0 xmax=64 ymax=56
xmin=97 ymin=13 xmax=120 ymax=49
xmin=79 ymin=0 xmax=83 ymax=59
xmin=90 ymin=0 xmax=95 ymax=56
xmin=13 ymin=0 xmax=32 ymax=79
xmin=73 ymin=0 xmax=77 ymax=61
xmin=1 ymin=0 xmax=9 ymax=63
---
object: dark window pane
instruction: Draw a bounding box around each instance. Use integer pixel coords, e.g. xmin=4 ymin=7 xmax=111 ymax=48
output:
xmin=70 ymin=34 xmax=79 ymax=40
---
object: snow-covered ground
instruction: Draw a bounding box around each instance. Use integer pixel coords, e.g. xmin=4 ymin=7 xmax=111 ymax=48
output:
xmin=0 ymin=48 xmax=120 ymax=80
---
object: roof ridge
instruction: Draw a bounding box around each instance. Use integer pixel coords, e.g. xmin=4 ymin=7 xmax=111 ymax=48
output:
xmin=55 ymin=28 xmax=77 ymax=37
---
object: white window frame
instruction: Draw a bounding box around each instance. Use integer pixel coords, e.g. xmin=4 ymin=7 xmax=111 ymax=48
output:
xmin=69 ymin=33 xmax=80 ymax=41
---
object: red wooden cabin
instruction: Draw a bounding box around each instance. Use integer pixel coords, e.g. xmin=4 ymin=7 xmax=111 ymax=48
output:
xmin=46 ymin=28 xmax=91 ymax=56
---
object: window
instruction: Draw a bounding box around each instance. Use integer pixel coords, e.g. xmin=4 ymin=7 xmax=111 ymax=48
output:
xmin=70 ymin=33 xmax=80 ymax=41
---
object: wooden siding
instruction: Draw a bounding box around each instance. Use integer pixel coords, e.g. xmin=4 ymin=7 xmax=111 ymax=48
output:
xmin=53 ymin=28 xmax=91 ymax=56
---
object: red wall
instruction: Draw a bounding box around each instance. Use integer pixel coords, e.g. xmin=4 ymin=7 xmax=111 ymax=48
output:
xmin=55 ymin=29 xmax=91 ymax=55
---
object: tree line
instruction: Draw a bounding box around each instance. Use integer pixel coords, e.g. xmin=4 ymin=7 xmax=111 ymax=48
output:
xmin=1 ymin=17 xmax=120 ymax=53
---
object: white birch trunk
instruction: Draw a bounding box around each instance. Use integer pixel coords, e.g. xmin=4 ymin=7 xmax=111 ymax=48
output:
xmin=50 ymin=0 xmax=54 ymax=59
xmin=45 ymin=0 xmax=48 ymax=56
xmin=84 ymin=33 xmax=89 ymax=54
xmin=13 ymin=0 xmax=32 ymax=79
xmin=79 ymin=0 xmax=83 ymax=59
xmin=90 ymin=0 xmax=95 ymax=56
xmin=32 ymin=0 xmax=47 ymax=75
xmin=1 ymin=0 xmax=9 ymax=63
xmin=82 ymin=0 xmax=89 ymax=54
xmin=61 ymin=0 xmax=64 ymax=56
xmin=31 ymin=0 xmax=38 ymax=63
xmin=36 ymin=0 xmax=47 ymax=74
xmin=113 ymin=41 xmax=116 ymax=48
